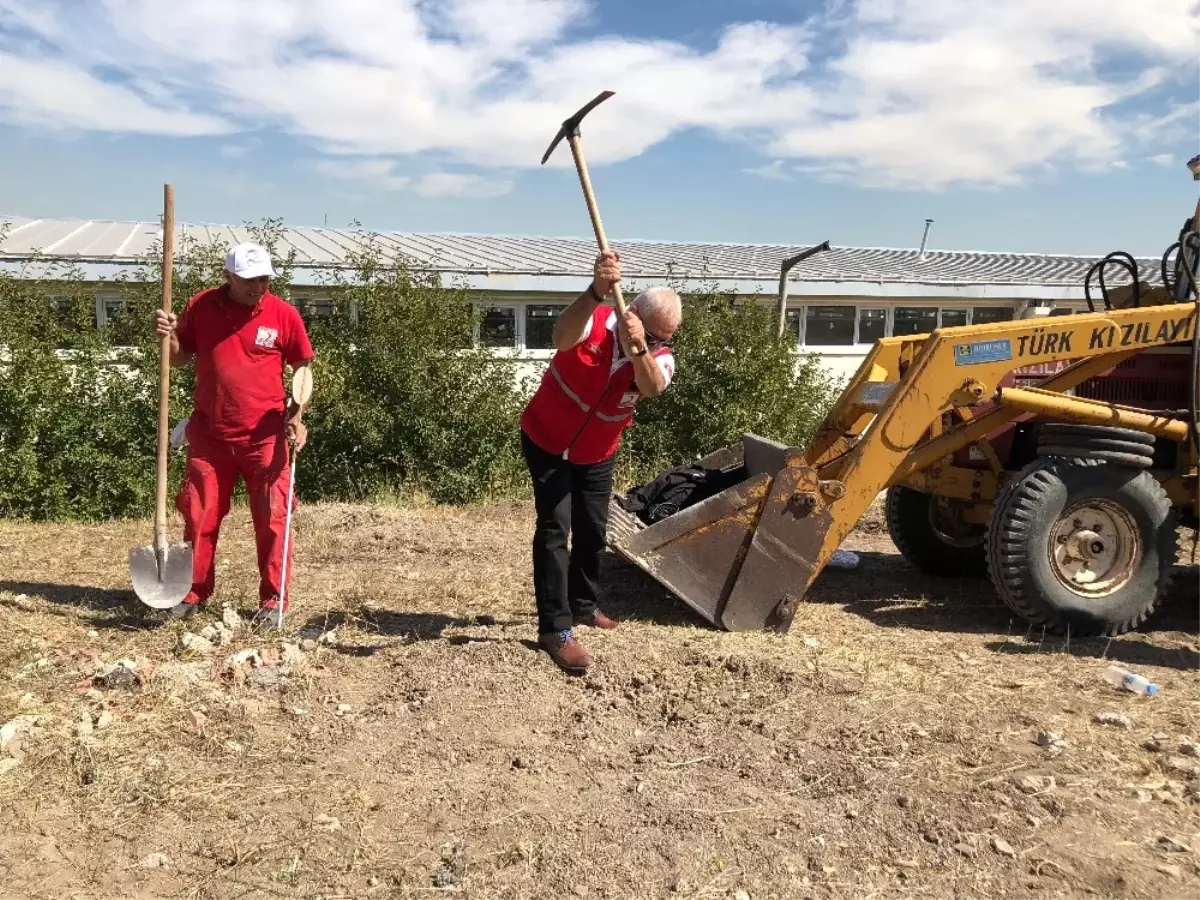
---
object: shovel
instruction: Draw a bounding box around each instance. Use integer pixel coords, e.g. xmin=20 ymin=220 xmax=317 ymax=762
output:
xmin=275 ymin=365 xmax=313 ymax=628
xmin=129 ymin=184 xmax=193 ymax=609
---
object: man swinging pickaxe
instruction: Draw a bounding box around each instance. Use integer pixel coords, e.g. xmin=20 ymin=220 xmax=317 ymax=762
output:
xmin=525 ymin=92 xmax=684 ymax=673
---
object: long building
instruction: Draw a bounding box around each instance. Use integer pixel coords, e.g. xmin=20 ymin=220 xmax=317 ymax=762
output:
xmin=0 ymin=215 xmax=1159 ymax=381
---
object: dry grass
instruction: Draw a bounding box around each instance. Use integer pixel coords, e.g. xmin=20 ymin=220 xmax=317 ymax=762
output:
xmin=0 ymin=499 xmax=1197 ymax=900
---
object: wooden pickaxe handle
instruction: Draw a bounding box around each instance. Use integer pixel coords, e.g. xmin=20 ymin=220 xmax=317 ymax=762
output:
xmin=566 ymin=132 xmax=632 ymax=320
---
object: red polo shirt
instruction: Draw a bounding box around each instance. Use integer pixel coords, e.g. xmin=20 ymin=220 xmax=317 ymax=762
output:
xmin=175 ymin=286 xmax=315 ymax=442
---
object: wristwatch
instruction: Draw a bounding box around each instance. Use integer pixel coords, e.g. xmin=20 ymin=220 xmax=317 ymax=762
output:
xmin=632 ymin=344 xmax=648 ymax=357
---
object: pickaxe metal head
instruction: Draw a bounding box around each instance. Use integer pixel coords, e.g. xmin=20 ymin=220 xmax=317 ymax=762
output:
xmin=540 ymin=90 xmax=615 ymax=165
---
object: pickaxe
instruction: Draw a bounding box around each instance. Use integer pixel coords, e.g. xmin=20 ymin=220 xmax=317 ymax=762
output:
xmin=541 ymin=91 xmax=641 ymax=347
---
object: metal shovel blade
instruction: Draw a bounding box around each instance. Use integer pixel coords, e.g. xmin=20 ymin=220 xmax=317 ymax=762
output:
xmin=129 ymin=542 xmax=194 ymax=609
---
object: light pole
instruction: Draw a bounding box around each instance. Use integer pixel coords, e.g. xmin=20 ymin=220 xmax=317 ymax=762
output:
xmin=776 ymin=240 xmax=832 ymax=338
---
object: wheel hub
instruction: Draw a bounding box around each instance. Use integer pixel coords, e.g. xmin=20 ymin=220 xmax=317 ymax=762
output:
xmin=1049 ymin=501 xmax=1140 ymax=597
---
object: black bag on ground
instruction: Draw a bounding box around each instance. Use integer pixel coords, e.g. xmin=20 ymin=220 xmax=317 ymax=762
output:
xmin=617 ymin=462 xmax=746 ymax=525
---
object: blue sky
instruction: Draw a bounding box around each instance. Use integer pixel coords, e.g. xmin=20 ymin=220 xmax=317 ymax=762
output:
xmin=0 ymin=0 xmax=1197 ymax=256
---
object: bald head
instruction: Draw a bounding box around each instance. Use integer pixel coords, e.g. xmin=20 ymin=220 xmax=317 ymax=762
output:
xmin=630 ymin=285 xmax=682 ymax=341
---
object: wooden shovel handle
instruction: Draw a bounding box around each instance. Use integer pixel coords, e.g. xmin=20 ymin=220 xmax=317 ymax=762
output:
xmin=566 ymin=133 xmax=633 ymax=322
xmin=155 ymin=185 xmax=174 ymax=553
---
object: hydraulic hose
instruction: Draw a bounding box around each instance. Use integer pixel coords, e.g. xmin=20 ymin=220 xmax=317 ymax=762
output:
xmin=1178 ymin=227 xmax=1200 ymax=459
xmin=1084 ymin=251 xmax=1140 ymax=312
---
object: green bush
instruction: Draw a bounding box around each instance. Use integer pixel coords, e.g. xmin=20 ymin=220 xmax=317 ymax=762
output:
xmin=0 ymin=221 xmax=842 ymax=521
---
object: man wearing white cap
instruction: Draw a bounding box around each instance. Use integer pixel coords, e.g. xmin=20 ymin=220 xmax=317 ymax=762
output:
xmin=152 ymin=242 xmax=315 ymax=631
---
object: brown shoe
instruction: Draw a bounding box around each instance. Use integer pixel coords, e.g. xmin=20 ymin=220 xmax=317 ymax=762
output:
xmin=539 ymin=630 xmax=593 ymax=673
xmin=575 ymin=610 xmax=619 ymax=630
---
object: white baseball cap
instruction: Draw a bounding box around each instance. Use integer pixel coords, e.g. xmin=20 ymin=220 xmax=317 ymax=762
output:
xmin=225 ymin=242 xmax=275 ymax=280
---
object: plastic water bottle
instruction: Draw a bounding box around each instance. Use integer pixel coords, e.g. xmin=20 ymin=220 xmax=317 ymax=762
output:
xmin=1102 ymin=665 xmax=1158 ymax=696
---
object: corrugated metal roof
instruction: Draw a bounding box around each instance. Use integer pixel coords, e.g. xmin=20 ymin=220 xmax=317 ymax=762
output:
xmin=0 ymin=214 xmax=1161 ymax=288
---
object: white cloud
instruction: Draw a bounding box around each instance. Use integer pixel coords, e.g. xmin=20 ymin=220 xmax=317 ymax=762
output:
xmin=312 ymin=158 xmax=514 ymax=198
xmin=0 ymin=0 xmax=1195 ymax=190
xmin=743 ymin=160 xmax=793 ymax=181
xmin=313 ymin=158 xmax=411 ymax=191
xmin=412 ymin=173 xmax=514 ymax=198
xmin=1147 ymin=152 xmax=1178 ymax=166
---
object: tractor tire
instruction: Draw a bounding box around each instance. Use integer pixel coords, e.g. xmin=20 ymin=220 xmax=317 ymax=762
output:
xmin=1036 ymin=423 xmax=1155 ymax=469
xmin=886 ymin=485 xmax=989 ymax=577
xmin=986 ymin=459 xmax=1176 ymax=636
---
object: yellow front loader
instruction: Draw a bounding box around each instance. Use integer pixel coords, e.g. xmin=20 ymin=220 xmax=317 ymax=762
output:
xmin=609 ymin=176 xmax=1200 ymax=638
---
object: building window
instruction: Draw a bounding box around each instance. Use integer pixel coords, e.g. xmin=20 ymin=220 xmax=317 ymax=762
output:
xmin=785 ymin=308 xmax=803 ymax=343
xmin=479 ymin=305 xmax=517 ymax=348
xmin=95 ymin=294 xmax=127 ymax=329
xmin=804 ymin=306 xmax=855 ymax=346
xmin=525 ymin=304 xmax=566 ymax=350
xmin=940 ymin=309 xmax=968 ymax=328
xmin=972 ymin=306 xmax=1015 ymax=324
xmin=297 ymin=296 xmax=334 ymax=323
xmin=894 ymin=307 xmax=938 ymax=336
xmin=858 ymin=308 xmax=886 ymax=344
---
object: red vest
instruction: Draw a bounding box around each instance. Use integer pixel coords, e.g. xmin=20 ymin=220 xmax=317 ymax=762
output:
xmin=521 ymin=306 xmax=674 ymax=464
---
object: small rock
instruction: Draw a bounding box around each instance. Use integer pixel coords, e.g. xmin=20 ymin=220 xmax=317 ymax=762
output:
xmin=992 ymin=837 xmax=1017 ymax=858
xmin=669 ymin=876 xmax=690 ymax=893
xmin=1036 ymin=730 xmax=1064 ymax=747
xmin=86 ymin=630 xmax=98 ymax=638
xmin=178 ymin=633 xmax=214 ymax=655
xmin=185 ymin=710 xmax=207 ymax=733
xmin=1178 ymin=739 xmax=1198 ymax=758
xmin=198 ymin=624 xmax=221 ymax=642
xmin=1145 ymin=734 xmax=1168 ymax=752
xmin=300 ymin=638 xmax=318 ymax=652
xmin=313 ymin=813 xmax=341 ymax=832
xmin=733 ymin=890 xmax=751 ymax=900
xmin=953 ymin=842 xmax=976 ymax=858
xmin=1131 ymin=788 xmax=1153 ymax=803
xmin=896 ymin=795 xmax=911 ymax=809
xmin=319 ymin=629 xmax=339 ymax=646
xmin=512 ymin=756 xmax=527 ymax=769
xmin=282 ymin=643 xmax=306 ymax=666
xmin=16 ymin=693 xmax=35 ymax=710
xmin=95 ymin=711 xmax=114 ymax=731
xmin=1156 ymin=863 xmax=1183 ymax=877
xmin=1156 ymin=835 xmax=1190 ymax=853
xmin=76 ymin=715 xmax=94 ymax=738
xmin=803 ymin=637 xmax=820 ymax=649
xmin=140 ymin=852 xmax=171 ymax=869
xmin=1164 ymin=756 xmax=1200 ymax=777
xmin=336 ymin=704 xmax=353 ymax=715
xmin=221 ymin=605 xmax=242 ymax=632
xmin=96 ymin=661 xmax=139 ymax=689
xmin=6 ymin=739 xmax=24 ymax=761
xmin=1093 ymin=711 xmax=1132 ymax=729
xmin=0 ymin=758 xmax=20 ymax=777
xmin=84 ymin=688 xmax=104 ymax=703
xmin=248 ymin=668 xmax=284 ymax=688
xmin=1014 ymin=774 xmax=1056 ymax=794
xmin=368 ymin=876 xmax=380 ymax=887
xmin=291 ymin=706 xmax=311 ymax=717
xmin=229 ymin=649 xmax=261 ymax=667
xmin=671 ymin=702 xmax=697 ymax=723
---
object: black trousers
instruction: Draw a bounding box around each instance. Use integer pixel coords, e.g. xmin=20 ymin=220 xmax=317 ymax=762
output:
xmin=521 ymin=430 xmax=615 ymax=635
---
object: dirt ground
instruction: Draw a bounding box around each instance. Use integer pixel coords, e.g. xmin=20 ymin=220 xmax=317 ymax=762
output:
xmin=1 ymin=499 xmax=1198 ymax=900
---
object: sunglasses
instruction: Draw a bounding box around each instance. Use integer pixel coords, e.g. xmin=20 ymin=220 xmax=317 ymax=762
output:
xmin=643 ymin=328 xmax=674 ymax=349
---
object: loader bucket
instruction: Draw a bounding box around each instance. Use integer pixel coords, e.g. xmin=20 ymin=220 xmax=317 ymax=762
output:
xmin=608 ymin=434 xmax=834 ymax=632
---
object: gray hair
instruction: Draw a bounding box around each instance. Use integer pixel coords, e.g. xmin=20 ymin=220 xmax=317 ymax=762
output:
xmin=630 ymin=285 xmax=682 ymax=327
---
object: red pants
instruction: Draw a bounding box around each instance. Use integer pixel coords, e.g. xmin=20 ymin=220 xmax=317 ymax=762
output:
xmin=175 ymin=424 xmax=297 ymax=610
